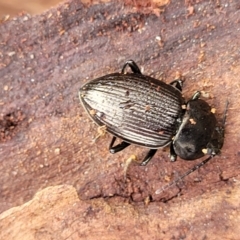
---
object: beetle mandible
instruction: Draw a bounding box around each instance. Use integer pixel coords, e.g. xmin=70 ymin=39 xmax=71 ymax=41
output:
xmin=79 ymin=60 xmax=226 ymax=167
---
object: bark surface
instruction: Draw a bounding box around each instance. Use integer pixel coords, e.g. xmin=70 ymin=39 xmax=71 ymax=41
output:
xmin=0 ymin=0 xmax=240 ymax=239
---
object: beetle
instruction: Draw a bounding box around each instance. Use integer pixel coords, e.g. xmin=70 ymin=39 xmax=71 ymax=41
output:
xmin=79 ymin=60 xmax=226 ymax=167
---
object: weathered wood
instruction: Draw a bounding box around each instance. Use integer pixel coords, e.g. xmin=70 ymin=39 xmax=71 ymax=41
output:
xmin=0 ymin=0 xmax=240 ymax=238
xmin=1 ymin=184 xmax=240 ymax=239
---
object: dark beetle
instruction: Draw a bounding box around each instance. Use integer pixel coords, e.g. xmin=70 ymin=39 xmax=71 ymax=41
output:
xmin=79 ymin=60 xmax=226 ymax=166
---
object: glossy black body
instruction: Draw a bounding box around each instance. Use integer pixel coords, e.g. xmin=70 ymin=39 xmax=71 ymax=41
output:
xmin=173 ymin=98 xmax=217 ymax=160
xmin=79 ymin=60 xmax=225 ymax=165
xmin=80 ymin=72 xmax=184 ymax=148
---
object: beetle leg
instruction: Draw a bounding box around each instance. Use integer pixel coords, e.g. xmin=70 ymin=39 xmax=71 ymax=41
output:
xmin=109 ymin=136 xmax=131 ymax=153
xmin=170 ymin=142 xmax=177 ymax=162
xmin=169 ymin=79 xmax=184 ymax=92
xmin=191 ymin=91 xmax=201 ymax=100
xmin=121 ymin=60 xmax=142 ymax=74
xmin=140 ymin=149 xmax=158 ymax=166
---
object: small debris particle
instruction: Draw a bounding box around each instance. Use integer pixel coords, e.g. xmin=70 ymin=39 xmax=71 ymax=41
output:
xmin=59 ymin=29 xmax=65 ymax=35
xmin=175 ymin=71 xmax=182 ymax=79
xmin=36 ymin=151 xmax=41 ymax=156
xmin=211 ymin=108 xmax=216 ymax=114
xmin=158 ymin=130 xmax=164 ymax=135
xmin=164 ymin=175 xmax=171 ymax=182
xmin=187 ymin=5 xmax=195 ymax=16
xmin=8 ymin=51 xmax=16 ymax=57
xmin=96 ymin=111 xmax=104 ymax=118
xmin=144 ymin=195 xmax=151 ymax=205
xmin=189 ymin=118 xmax=196 ymax=124
xmin=201 ymin=91 xmax=209 ymax=98
xmin=89 ymin=17 xmax=94 ymax=22
xmin=89 ymin=109 xmax=97 ymax=116
xmin=28 ymin=118 xmax=33 ymax=123
xmin=182 ymin=104 xmax=187 ymax=109
xmin=30 ymin=54 xmax=35 ymax=59
xmin=2 ymin=15 xmax=10 ymax=22
xmin=97 ymin=125 xmax=107 ymax=135
xmin=198 ymin=51 xmax=205 ymax=63
xmin=23 ymin=16 xmax=29 ymax=21
xmin=4 ymin=85 xmax=9 ymax=91
xmin=54 ymin=148 xmax=61 ymax=155
xmin=155 ymin=35 xmax=164 ymax=47
xmin=21 ymin=38 xmax=27 ymax=43
xmin=202 ymin=148 xmax=208 ymax=154
xmin=193 ymin=20 xmax=201 ymax=28
xmin=207 ymin=24 xmax=216 ymax=31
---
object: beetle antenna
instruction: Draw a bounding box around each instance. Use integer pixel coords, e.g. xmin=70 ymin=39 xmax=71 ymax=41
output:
xmin=155 ymin=156 xmax=212 ymax=194
xmin=222 ymin=100 xmax=229 ymax=127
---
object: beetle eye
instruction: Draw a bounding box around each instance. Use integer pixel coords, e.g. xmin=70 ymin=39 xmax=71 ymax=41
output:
xmin=186 ymin=146 xmax=194 ymax=153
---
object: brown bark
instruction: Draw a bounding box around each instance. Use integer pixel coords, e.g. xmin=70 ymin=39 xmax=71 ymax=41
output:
xmin=0 ymin=0 xmax=240 ymax=239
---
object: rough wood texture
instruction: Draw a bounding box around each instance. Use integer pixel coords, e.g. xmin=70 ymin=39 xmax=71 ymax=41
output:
xmin=0 ymin=0 xmax=240 ymax=238
xmin=1 ymin=184 xmax=240 ymax=239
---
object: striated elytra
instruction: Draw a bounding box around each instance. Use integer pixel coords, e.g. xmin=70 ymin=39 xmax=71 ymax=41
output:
xmin=79 ymin=60 xmax=226 ymax=167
